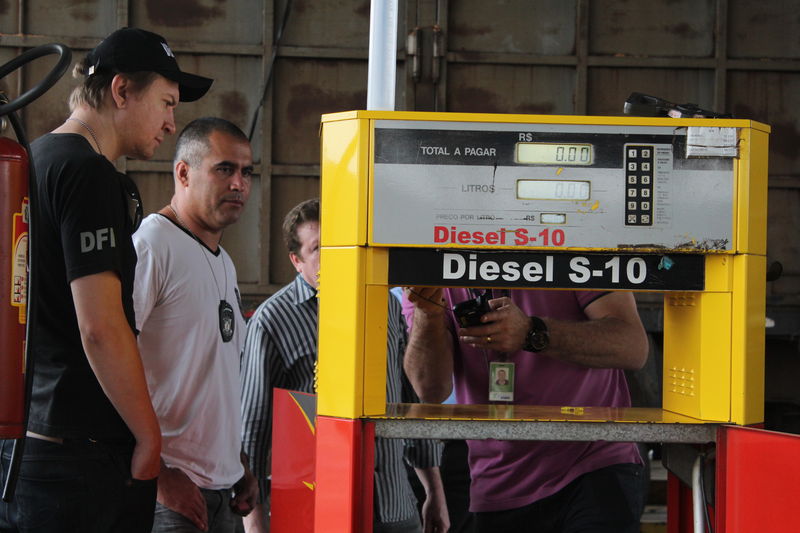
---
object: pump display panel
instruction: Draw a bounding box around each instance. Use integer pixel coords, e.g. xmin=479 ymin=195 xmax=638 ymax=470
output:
xmin=516 ymin=142 xmax=593 ymax=165
xmin=371 ymin=120 xmax=736 ymax=251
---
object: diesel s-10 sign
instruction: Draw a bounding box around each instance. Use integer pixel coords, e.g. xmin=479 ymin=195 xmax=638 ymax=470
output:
xmin=388 ymin=249 xmax=705 ymax=290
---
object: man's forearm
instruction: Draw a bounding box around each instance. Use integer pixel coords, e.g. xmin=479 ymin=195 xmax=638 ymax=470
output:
xmin=72 ymin=272 xmax=161 ymax=478
xmin=414 ymin=466 xmax=450 ymax=533
xmin=81 ymin=316 xmax=159 ymax=433
xmin=543 ymin=291 xmax=648 ymax=369
xmin=457 ymin=291 xmax=648 ymax=371
xmin=414 ymin=465 xmax=445 ymax=499
xmin=83 ymin=326 xmax=161 ymax=455
xmin=542 ymin=315 xmax=648 ymax=369
xmin=404 ymin=306 xmax=454 ymax=403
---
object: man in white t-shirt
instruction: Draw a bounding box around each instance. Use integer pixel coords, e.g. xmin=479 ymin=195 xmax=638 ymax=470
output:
xmin=133 ymin=117 xmax=258 ymax=532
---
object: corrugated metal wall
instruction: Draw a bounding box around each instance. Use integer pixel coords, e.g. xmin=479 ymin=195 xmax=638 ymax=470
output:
xmin=1 ymin=0 xmax=799 ymax=318
xmin=1 ymin=0 xmax=273 ymax=298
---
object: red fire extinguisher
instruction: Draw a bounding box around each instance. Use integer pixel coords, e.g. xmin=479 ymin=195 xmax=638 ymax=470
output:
xmin=0 ymin=136 xmax=28 ymax=440
xmin=0 ymin=43 xmax=71 ymax=501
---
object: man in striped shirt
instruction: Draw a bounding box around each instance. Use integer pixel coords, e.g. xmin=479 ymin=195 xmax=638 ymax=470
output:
xmin=240 ymin=198 xmax=449 ymax=533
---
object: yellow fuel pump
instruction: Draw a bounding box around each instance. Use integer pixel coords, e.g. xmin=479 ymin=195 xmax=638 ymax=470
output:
xmin=313 ymin=110 xmax=769 ymax=532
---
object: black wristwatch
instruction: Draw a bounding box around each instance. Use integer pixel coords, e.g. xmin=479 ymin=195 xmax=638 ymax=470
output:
xmin=523 ymin=316 xmax=549 ymax=352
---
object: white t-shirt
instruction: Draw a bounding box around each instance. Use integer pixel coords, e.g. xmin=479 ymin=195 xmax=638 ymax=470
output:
xmin=134 ymin=214 xmax=245 ymax=489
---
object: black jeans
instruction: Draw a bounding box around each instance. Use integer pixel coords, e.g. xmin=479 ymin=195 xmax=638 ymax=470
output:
xmin=0 ymin=437 xmax=156 ymax=533
xmin=475 ymin=463 xmax=644 ymax=533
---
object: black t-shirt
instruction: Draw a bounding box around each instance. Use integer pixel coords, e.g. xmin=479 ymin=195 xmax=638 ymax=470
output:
xmin=27 ymin=133 xmax=140 ymax=440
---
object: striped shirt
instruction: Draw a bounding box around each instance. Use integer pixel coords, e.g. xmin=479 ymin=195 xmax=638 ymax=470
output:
xmin=240 ymin=274 xmax=442 ymax=524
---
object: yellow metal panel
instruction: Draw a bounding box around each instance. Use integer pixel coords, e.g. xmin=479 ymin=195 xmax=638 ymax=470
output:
xmin=730 ymin=254 xmax=766 ymax=425
xmin=318 ymin=246 xmax=366 ymax=418
xmin=318 ymin=246 xmax=390 ymax=418
xmin=320 ymin=118 xmax=370 ymax=247
xmin=321 ymin=110 xmax=768 ymax=132
xmin=363 ymin=284 xmax=388 ymax=416
xmin=361 ymin=242 xmax=738 ymax=254
xmin=735 ymin=128 xmax=769 ymax=256
xmin=365 ymin=247 xmax=389 ymax=286
xmin=663 ymin=291 xmax=731 ymax=421
xmin=704 ymin=254 xmax=733 ymax=293
xmin=363 ymin=248 xmax=390 ymax=415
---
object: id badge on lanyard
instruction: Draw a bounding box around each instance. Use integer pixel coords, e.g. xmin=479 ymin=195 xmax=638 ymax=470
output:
xmin=466 ymin=288 xmax=515 ymax=402
xmin=489 ymin=361 xmax=515 ymax=402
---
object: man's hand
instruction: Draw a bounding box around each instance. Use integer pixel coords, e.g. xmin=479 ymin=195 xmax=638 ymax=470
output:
xmin=457 ymin=296 xmax=531 ymax=353
xmin=242 ymin=502 xmax=269 ymax=533
xmin=230 ymin=466 xmax=259 ymax=517
xmin=405 ymin=287 xmax=446 ymax=316
xmin=421 ymin=494 xmax=450 ymax=533
xmin=415 ymin=466 xmax=450 ymax=533
xmin=458 ymin=292 xmax=648 ymax=369
xmin=130 ymin=434 xmax=161 ymax=480
xmin=157 ymin=465 xmax=208 ymax=531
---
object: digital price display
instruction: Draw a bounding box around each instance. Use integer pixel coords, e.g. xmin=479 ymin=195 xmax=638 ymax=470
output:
xmin=517 ymin=180 xmax=591 ymax=201
xmin=516 ymin=142 xmax=593 ymax=165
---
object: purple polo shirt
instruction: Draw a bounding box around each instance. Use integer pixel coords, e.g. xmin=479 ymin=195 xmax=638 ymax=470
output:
xmin=402 ymin=288 xmax=642 ymax=512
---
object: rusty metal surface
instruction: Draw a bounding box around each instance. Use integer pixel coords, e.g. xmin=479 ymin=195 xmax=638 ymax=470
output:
xmin=0 ymin=1 xmax=19 ymax=34
xmin=278 ymin=0 xmax=378 ymax=50
xmin=447 ymin=64 xmax=575 ymax=114
xmin=728 ymin=71 xmax=800 ymax=176
xmin=25 ymin=0 xmax=117 ymax=38
xmin=130 ymin=0 xmax=264 ymax=45
xmin=449 ymin=0 xmax=576 ymax=56
xmin=0 ymin=50 xmax=19 ymax=127
xmin=169 ymin=54 xmax=262 ymax=160
xmin=588 ymin=0 xmax=715 ymax=57
xmin=767 ymin=188 xmax=800 ymax=305
xmin=19 ymin=52 xmax=75 ymax=139
xmin=131 ymin=172 xmax=176 ymax=220
xmin=587 ymin=67 xmax=715 ymax=116
xmin=729 ymin=0 xmax=800 ymax=59
xmin=272 ymin=58 xmax=367 ymax=165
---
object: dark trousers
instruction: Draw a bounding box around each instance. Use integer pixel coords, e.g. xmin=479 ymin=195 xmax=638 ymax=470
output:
xmin=0 ymin=437 xmax=156 ymax=533
xmin=475 ymin=463 xmax=644 ymax=533
xmin=441 ymin=440 xmax=475 ymax=533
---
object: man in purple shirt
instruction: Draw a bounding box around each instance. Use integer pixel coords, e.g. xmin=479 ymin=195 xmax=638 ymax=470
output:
xmin=402 ymin=288 xmax=648 ymax=533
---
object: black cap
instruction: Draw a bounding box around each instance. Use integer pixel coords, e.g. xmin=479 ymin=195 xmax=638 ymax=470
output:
xmin=86 ymin=27 xmax=213 ymax=102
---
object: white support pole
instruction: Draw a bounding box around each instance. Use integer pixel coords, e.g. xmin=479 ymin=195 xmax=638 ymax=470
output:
xmin=366 ymin=0 xmax=398 ymax=111
xmin=692 ymin=455 xmax=706 ymax=533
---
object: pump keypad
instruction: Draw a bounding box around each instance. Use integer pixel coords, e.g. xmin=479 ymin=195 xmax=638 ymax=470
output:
xmin=624 ymin=145 xmax=654 ymax=226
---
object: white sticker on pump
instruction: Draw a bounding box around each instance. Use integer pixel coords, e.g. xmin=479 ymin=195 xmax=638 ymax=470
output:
xmin=686 ymin=127 xmax=738 ymax=157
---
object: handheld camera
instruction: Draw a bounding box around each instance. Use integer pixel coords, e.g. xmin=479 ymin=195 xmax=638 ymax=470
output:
xmin=453 ymin=293 xmax=492 ymax=328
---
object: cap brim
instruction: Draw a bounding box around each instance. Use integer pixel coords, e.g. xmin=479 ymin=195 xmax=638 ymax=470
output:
xmin=174 ymin=71 xmax=213 ymax=102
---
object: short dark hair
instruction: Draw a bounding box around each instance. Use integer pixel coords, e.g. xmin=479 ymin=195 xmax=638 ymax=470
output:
xmin=283 ymin=198 xmax=319 ymax=257
xmin=174 ymin=117 xmax=249 ymax=168
xmin=69 ymin=56 xmax=160 ymax=111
